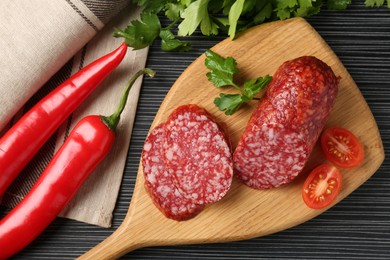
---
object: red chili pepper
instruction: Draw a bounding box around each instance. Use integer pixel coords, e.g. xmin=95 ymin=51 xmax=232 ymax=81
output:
xmin=0 ymin=43 xmax=128 ymax=196
xmin=0 ymin=68 xmax=155 ymax=259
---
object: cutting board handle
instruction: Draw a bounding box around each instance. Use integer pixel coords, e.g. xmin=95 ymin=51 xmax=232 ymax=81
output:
xmin=78 ymin=225 xmax=141 ymax=259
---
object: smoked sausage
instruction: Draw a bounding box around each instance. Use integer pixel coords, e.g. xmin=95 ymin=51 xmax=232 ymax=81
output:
xmin=233 ymin=56 xmax=339 ymax=189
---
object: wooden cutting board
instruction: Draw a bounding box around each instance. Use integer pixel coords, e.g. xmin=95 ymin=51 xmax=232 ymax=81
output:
xmin=79 ymin=17 xmax=384 ymax=259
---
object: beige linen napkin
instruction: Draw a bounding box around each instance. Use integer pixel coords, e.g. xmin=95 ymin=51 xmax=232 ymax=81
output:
xmin=0 ymin=0 xmax=149 ymax=227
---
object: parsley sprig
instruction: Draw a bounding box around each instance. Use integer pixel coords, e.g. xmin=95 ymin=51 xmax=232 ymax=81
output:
xmin=113 ymin=12 xmax=191 ymax=51
xmin=205 ymin=50 xmax=271 ymax=115
xmin=113 ymin=1 xmax=388 ymax=52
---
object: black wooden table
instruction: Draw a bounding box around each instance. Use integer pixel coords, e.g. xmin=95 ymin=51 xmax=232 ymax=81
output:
xmin=6 ymin=2 xmax=390 ymax=259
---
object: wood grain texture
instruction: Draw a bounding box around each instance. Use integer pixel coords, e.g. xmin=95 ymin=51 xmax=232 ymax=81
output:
xmin=79 ymin=17 xmax=384 ymax=259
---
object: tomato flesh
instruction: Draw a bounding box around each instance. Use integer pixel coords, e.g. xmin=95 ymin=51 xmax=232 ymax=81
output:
xmin=302 ymin=164 xmax=342 ymax=209
xmin=321 ymin=127 xmax=364 ymax=168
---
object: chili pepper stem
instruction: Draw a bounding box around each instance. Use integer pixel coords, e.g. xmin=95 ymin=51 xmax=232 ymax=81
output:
xmin=101 ymin=68 xmax=155 ymax=131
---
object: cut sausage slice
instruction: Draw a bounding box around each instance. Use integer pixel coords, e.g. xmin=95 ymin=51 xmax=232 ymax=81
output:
xmin=142 ymin=123 xmax=204 ymax=221
xmin=164 ymin=104 xmax=233 ymax=205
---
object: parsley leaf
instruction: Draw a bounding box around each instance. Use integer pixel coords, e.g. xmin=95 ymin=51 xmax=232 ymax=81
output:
xmin=205 ymin=49 xmax=239 ymax=88
xmin=160 ymin=29 xmax=192 ymax=52
xmin=365 ymin=0 xmax=389 ymax=7
xmin=296 ymin=1 xmax=322 ymax=17
xmin=205 ymin=49 xmax=271 ymax=115
xmin=253 ymin=3 xmax=273 ymax=24
xmin=276 ymin=0 xmax=298 ymax=20
xmin=214 ymin=94 xmax=246 ymax=115
xmin=113 ymin=12 xmax=160 ymax=50
xmin=243 ymin=76 xmax=272 ymax=100
xmin=114 ymin=7 xmax=192 ymax=51
xmin=228 ymin=0 xmax=245 ymax=39
xmin=327 ymin=0 xmax=352 ymax=10
xmin=165 ymin=2 xmax=185 ymax=20
xmin=178 ymin=0 xmax=219 ymax=36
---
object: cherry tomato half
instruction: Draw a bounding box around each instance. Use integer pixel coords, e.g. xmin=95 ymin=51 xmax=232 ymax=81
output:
xmin=302 ymin=164 xmax=342 ymax=209
xmin=320 ymin=127 xmax=364 ymax=168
